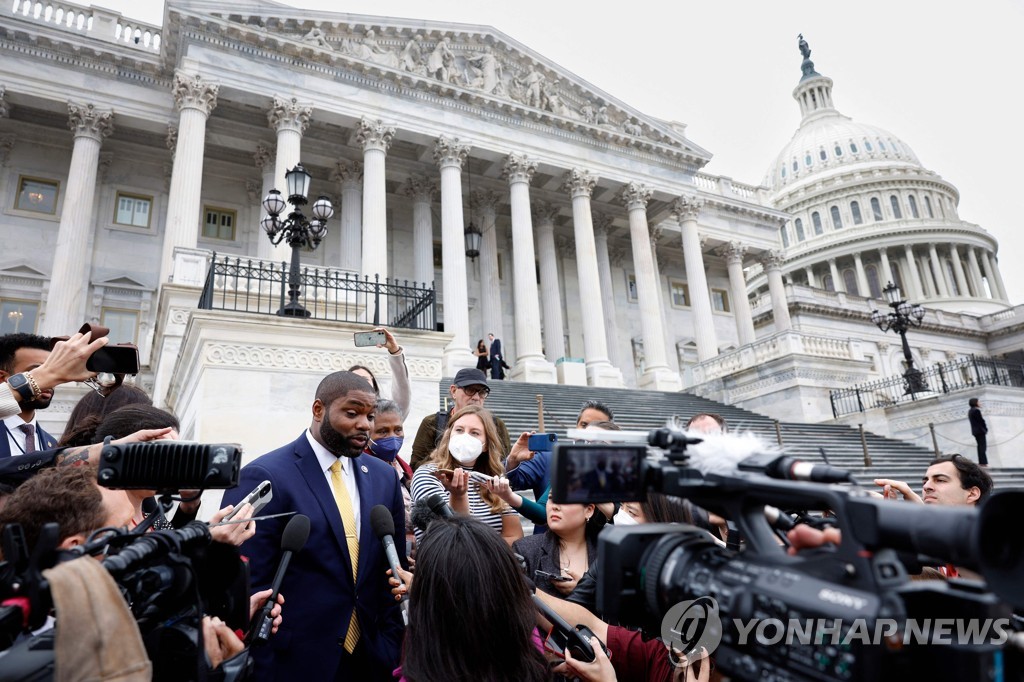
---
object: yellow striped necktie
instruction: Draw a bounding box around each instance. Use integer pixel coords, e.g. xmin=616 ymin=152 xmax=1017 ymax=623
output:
xmin=330 ymin=459 xmax=360 ymax=653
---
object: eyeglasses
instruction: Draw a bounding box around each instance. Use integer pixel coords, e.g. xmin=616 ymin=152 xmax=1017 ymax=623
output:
xmin=460 ymin=385 xmax=490 ymax=397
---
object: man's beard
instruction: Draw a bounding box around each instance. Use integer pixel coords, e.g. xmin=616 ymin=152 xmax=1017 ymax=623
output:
xmin=319 ymin=418 xmax=365 ymax=458
xmin=22 ymin=395 xmax=52 ymax=411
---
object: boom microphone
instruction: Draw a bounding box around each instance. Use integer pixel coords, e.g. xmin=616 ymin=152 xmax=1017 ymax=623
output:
xmin=371 ymin=505 xmax=409 ymax=626
xmin=250 ymin=514 xmax=310 ymax=646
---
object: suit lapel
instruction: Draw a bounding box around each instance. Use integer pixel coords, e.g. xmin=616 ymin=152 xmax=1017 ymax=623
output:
xmin=36 ymin=425 xmax=57 ymax=450
xmin=0 ymin=428 xmax=10 ymax=459
xmin=293 ymin=438 xmax=355 ymax=580
xmin=352 ymin=453 xmax=375 ymax=589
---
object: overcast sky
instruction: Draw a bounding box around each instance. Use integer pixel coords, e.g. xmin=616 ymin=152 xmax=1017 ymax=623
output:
xmin=95 ymin=0 xmax=1024 ymax=302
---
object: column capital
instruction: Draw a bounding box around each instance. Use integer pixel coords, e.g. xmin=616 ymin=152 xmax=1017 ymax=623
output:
xmin=268 ymin=95 xmax=312 ymax=134
xmin=400 ymin=174 xmax=438 ymax=202
xmin=433 ymin=135 xmax=470 ymax=169
xmin=619 ymin=182 xmax=651 ymax=210
xmin=760 ymin=250 xmax=785 ymax=271
xmin=331 ymin=160 xmax=364 ymax=187
xmin=503 ymin=152 xmax=537 ymax=185
xmin=356 ymin=117 xmax=395 ymax=153
xmin=245 ymin=179 xmax=262 ymax=201
xmin=561 ymin=168 xmax=598 ymax=198
xmin=879 ymin=246 xmax=888 ymax=256
xmin=0 ymin=134 xmax=16 ymax=167
xmin=609 ymin=246 xmax=627 ymax=267
xmin=67 ymin=102 xmax=114 ymax=142
xmin=254 ymin=142 xmax=274 ymax=171
xmin=671 ymin=194 xmax=704 ymax=222
xmin=724 ymin=241 xmax=747 ymax=265
xmin=827 ymin=256 xmax=838 ymax=265
xmin=166 ymin=125 xmax=178 ymax=159
xmin=649 ymin=223 xmax=665 ymax=246
xmin=555 ymin=235 xmax=576 ymax=258
xmin=593 ymin=211 xmax=614 ymax=237
xmin=471 ymin=189 xmax=502 ymax=216
xmin=172 ymin=71 xmax=219 ymax=115
xmin=532 ymin=200 xmax=560 ymax=227
xmin=98 ymin=151 xmax=114 ymax=180
xmin=0 ymin=86 xmax=10 ymax=119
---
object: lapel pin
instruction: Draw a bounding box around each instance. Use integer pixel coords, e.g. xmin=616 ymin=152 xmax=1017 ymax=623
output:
xmin=361 ymin=465 xmax=369 ymax=473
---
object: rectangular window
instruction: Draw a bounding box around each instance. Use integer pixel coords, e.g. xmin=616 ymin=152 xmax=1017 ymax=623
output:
xmin=0 ymin=300 xmax=39 ymax=334
xmin=202 ymin=207 xmax=236 ymax=241
xmin=669 ymin=279 xmax=689 ymax=308
xmin=711 ymin=288 xmax=731 ymax=313
xmin=101 ymin=308 xmax=139 ymax=344
xmin=433 ymin=241 xmax=443 ymax=268
xmin=626 ymin=273 xmax=638 ymax=302
xmin=114 ymin=192 xmax=153 ymax=228
xmin=15 ymin=176 xmax=59 ymax=214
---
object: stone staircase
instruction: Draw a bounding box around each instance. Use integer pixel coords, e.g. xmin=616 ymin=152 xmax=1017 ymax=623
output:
xmin=435 ymin=379 xmax=1024 ymax=491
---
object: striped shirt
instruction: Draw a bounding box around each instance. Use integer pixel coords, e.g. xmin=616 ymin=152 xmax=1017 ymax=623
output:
xmin=410 ymin=463 xmax=518 ymax=539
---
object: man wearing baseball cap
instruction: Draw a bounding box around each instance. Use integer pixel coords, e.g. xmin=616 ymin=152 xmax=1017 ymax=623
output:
xmin=410 ymin=368 xmax=510 ymax=470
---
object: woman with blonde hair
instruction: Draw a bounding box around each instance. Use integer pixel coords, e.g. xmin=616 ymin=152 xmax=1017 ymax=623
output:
xmin=410 ymin=404 xmax=529 ymax=545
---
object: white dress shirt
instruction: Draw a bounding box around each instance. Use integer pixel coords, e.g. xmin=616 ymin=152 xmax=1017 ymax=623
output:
xmin=3 ymin=413 xmax=39 ymax=456
xmin=305 ymin=429 xmax=361 ymax=540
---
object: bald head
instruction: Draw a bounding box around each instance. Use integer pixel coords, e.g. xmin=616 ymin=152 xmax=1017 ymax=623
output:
xmin=315 ymin=371 xmax=375 ymax=406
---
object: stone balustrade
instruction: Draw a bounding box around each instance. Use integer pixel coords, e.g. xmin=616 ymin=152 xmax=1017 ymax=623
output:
xmin=692 ymin=172 xmax=769 ymax=203
xmin=7 ymin=0 xmax=161 ymax=52
xmin=692 ymin=329 xmax=857 ymax=383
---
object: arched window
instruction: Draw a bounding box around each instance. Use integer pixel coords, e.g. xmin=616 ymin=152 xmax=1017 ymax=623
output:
xmin=781 ymin=166 xmax=786 ymax=179
xmin=834 ymin=144 xmax=843 ymax=157
xmin=850 ymin=142 xmax=858 ymax=153
xmin=908 ymin=195 xmax=919 ymax=218
xmin=890 ymin=263 xmax=904 ymax=293
xmin=864 ymin=139 xmax=873 ymax=152
xmin=780 ymin=225 xmax=790 ymax=248
xmin=830 ymin=205 xmax=843 ymax=229
xmin=870 ymin=197 xmax=883 ymax=221
xmin=794 ymin=218 xmax=805 ymax=241
xmin=866 ymin=264 xmax=882 ymax=298
xmin=878 ymin=139 xmax=887 ymax=151
xmin=850 ymin=201 xmax=863 ymax=225
xmin=924 ymin=195 xmax=934 ymax=218
xmin=805 ymin=154 xmax=812 ymax=167
xmin=843 ymin=269 xmax=858 ymax=295
xmin=811 ymin=211 xmax=823 ymax=235
xmin=792 ymin=160 xmax=798 ymax=172
xmin=890 ymin=195 xmax=903 ymax=219
xmin=822 ymin=273 xmax=835 ymax=292
xmin=819 ymin=149 xmax=827 ymax=161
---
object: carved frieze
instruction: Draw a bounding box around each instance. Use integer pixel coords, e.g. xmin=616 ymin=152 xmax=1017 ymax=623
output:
xmin=202 ymin=342 xmax=442 ymax=378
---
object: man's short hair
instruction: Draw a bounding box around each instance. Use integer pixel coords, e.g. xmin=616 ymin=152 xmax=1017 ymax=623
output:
xmin=577 ymin=400 xmax=613 ymax=422
xmin=685 ymin=412 xmax=727 ymax=432
xmin=0 ymin=333 xmax=51 ymax=374
xmin=0 ymin=466 xmax=107 ymax=550
xmin=315 ymin=371 xmax=375 ymax=407
xmin=968 ymin=398 xmax=980 ymax=408
xmin=930 ymin=454 xmax=993 ymax=501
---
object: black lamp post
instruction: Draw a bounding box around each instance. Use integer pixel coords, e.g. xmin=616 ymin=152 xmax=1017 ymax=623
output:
xmin=261 ymin=164 xmax=333 ymax=317
xmin=871 ymin=281 xmax=928 ymax=394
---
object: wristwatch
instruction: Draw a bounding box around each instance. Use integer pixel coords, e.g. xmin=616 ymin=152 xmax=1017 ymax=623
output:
xmin=7 ymin=372 xmax=39 ymax=402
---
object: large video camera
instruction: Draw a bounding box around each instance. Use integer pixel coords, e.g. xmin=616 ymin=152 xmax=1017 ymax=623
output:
xmin=0 ymin=441 xmax=248 ymax=681
xmin=550 ymin=427 xmax=1024 ymax=682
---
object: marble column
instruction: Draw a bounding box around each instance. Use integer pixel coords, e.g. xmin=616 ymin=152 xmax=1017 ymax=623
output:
xmin=40 ymin=103 xmax=113 ymax=336
xmin=593 ymin=213 xmax=623 ymax=373
xmin=160 ymin=72 xmax=218 ymax=284
xmin=804 ymin=265 xmax=817 ymax=288
xmin=966 ymin=247 xmax=985 ymax=298
xmin=672 ymin=196 xmax=717 ymax=361
xmin=827 ymin=258 xmax=842 ymax=293
xmin=988 ymin=253 xmax=1008 ymax=300
xmin=725 ymin=242 xmax=755 ymax=346
xmin=400 ymin=175 xmax=438 ymax=286
xmin=648 ymin=228 xmax=677 ymax=373
xmin=981 ymin=251 xmax=1004 ymax=301
xmin=949 ymin=244 xmax=969 ymax=297
xmin=433 ymin=137 xmax=474 ymax=374
xmin=533 ymin=201 xmax=566 ymax=362
xmin=563 ymin=169 xmax=622 ymax=386
xmin=474 ymin=190 xmax=504 ymax=343
xmin=331 ymin=161 xmax=363 ymax=272
xmin=253 ymin=143 xmax=275 ymax=259
xmin=928 ymin=244 xmax=950 ymax=297
xmin=903 ymin=245 xmax=924 ymax=300
xmin=919 ymin=256 xmax=936 ymax=298
xmin=357 ymin=118 xmax=395 ymax=300
xmin=879 ymin=247 xmax=894 ymax=285
xmin=853 ymin=252 xmax=870 ymax=297
xmin=620 ymin=182 xmax=680 ymax=391
xmin=263 ymin=96 xmax=312 ymax=262
xmin=503 ymin=153 xmax=555 ymax=383
xmin=761 ymin=250 xmax=792 ymax=332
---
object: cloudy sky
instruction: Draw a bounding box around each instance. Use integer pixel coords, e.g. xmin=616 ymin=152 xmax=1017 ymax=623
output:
xmin=95 ymin=0 xmax=1024 ymax=301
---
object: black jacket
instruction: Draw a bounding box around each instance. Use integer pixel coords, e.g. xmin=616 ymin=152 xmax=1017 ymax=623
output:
xmin=512 ymin=530 xmax=596 ymax=598
xmin=969 ymin=407 xmax=987 ymax=436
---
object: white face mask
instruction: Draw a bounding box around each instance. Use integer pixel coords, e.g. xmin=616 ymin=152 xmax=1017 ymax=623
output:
xmin=449 ymin=433 xmax=484 ymax=464
xmin=613 ymin=508 xmax=638 ymax=526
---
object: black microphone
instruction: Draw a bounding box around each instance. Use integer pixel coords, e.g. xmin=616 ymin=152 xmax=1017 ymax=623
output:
xmin=738 ymin=453 xmax=853 ymax=484
xmin=371 ymin=505 xmax=409 ymax=626
xmin=425 ymin=492 xmax=455 ymax=519
xmin=411 ymin=498 xmax=439 ymax=532
xmin=250 ymin=513 xmax=310 ymax=646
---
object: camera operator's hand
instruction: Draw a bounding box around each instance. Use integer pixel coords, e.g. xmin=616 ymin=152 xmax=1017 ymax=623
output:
xmin=209 ymin=502 xmax=256 ymax=546
xmin=483 ymin=475 xmax=522 ymax=508
xmin=555 ymin=635 xmax=616 ymax=681
xmin=203 ymin=616 xmax=244 ymax=669
xmin=249 ymin=589 xmax=284 ymax=635
xmin=30 ymin=331 xmax=107 ymax=389
xmin=506 ymin=432 xmax=535 ymax=470
xmin=786 ymin=525 xmax=842 ymax=555
xmin=57 ymin=426 xmax=176 ymax=467
xmin=387 ymin=566 xmax=413 ymax=601
xmin=872 ymin=478 xmax=923 ymax=504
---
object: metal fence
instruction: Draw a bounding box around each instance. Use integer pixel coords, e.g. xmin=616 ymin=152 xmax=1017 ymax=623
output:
xmin=198 ymin=254 xmax=436 ymax=330
xmin=829 ymin=355 xmax=1024 ymax=417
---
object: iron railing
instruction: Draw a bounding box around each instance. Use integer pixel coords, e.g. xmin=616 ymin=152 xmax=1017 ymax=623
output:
xmin=829 ymin=355 xmax=1024 ymax=417
xmin=198 ymin=253 xmax=436 ymax=330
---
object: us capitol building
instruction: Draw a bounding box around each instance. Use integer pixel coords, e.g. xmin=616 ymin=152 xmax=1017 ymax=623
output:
xmin=1 ymin=0 xmax=1021 ymax=465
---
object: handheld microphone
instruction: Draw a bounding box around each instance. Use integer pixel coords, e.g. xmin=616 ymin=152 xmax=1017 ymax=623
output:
xmin=250 ymin=513 xmax=310 ymax=646
xmin=371 ymin=505 xmax=409 ymax=626
xmin=411 ymin=498 xmax=440 ymax=532
xmin=425 ymin=492 xmax=455 ymax=519
xmin=738 ymin=453 xmax=854 ymax=484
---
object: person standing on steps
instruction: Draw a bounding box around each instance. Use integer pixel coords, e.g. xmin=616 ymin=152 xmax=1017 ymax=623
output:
xmin=968 ymin=397 xmax=988 ymax=466
xmin=488 ymin=333 xmax=504 ymax=380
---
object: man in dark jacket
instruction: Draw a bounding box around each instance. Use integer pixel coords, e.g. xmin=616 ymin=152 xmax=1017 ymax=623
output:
xmin=968 ymin=397 xmax=988 ymax=466
xmin=488 ymin=333 xmax=503 ymax=380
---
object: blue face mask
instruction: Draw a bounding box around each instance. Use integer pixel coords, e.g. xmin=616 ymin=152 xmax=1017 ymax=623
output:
xmin=369 ymin=436 xmax=404 ymax=463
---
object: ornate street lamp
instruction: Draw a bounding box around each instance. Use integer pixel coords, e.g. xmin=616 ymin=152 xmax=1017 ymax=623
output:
xmin=463 ymin=164 xmax=482 ymax=259
xmin=261 ymin=164 xmax=333 ymax=317
xmin=871 ymin=281 xmax=928 ymax=394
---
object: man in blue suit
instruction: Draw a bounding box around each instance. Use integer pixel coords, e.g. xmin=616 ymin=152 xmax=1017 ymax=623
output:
xmin=0 ymin=334 xmax=60 ymax=458
xmin=224 ymin=371 xmax=405 ymax=681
